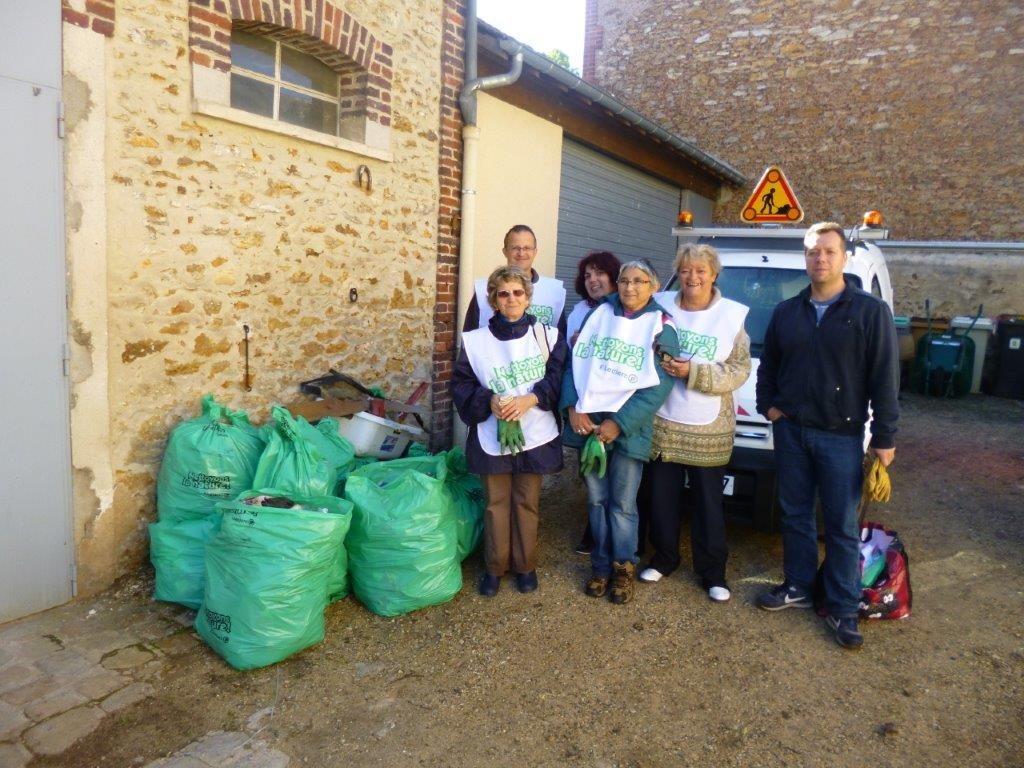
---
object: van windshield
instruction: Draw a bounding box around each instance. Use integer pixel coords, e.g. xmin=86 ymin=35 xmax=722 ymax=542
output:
xmin=715 ymin=268 xmax=806 ymax=355
xmin=712 ymin=267 xmax=863 ymax=354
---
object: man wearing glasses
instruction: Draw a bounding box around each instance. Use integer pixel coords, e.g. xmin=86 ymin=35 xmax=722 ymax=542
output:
xmin=462 ymin=224 xmax=567 ymax=336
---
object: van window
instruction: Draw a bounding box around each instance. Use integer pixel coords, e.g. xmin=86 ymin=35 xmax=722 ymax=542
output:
xmin=716 ymin=268 xmax=804 ymax=355
xmin=715 ymin=268 xmax=864 ymax=354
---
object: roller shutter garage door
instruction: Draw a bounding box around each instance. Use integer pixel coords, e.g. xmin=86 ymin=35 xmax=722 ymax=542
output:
xmin=556 ymin=141 xmax=682 ymax=311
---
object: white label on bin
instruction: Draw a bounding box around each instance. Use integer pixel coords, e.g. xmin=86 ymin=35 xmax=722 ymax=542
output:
xmin=1011 ymin=338 xmax=1021 ymax=351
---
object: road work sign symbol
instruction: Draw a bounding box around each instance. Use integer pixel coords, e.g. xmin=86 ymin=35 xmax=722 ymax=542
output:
xmin=741 ymin=166 xmax=803 ymax=223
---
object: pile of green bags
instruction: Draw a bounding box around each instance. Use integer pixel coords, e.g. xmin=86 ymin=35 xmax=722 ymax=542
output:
xmin=151 ymin=397 xmax=486 ymax=669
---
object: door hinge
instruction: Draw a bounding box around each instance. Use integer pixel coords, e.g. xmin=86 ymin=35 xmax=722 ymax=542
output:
xmin=57 ymin=101 xmax=65 ymax=139
xmin=62 ymin=344 xmax=71 ymax=377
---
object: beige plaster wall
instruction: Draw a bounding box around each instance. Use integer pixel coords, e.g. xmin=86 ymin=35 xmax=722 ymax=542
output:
xmin=64 ymin=0 xmax=446 ymax=594
xmin=887 ymin=247 xmax=1024 ymax=320
xmin=474 ymin=93 xmax=563 ymax=278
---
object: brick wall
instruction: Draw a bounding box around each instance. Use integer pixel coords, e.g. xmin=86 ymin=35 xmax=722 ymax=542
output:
xmin=62 ymin=0 xmax=115 ymax=36
xmin=585 ymin=0 xmax=1024 ymax=241
xmin=430 ymin=0 xmax=464 ymax=451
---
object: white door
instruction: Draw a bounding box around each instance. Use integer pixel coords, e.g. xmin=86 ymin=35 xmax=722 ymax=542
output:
xmin=0 ymin=4 xmax=73 ymax=622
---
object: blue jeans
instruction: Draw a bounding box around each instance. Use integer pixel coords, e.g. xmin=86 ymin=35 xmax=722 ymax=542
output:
xmin=584 ymin=449 xmax=644 ymax=577
xmin=772 ymin=419 xmax=864 ymax=618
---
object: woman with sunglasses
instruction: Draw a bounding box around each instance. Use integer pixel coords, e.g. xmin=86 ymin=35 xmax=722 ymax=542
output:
xmin=453 ymin=265 xmax=567 ymax=597
xmin=561 ymin=260 xmax=677 ymax=604
xmin=639 ymin=244 xmax=751 ymax=603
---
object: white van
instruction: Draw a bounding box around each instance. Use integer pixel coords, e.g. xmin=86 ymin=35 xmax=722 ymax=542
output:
xmin=666 ymin=216 xmax=894 ymax=530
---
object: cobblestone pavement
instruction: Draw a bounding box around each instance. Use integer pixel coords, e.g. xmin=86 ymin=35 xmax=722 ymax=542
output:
xmin=0 ymin=583 xmax=289 ymax=767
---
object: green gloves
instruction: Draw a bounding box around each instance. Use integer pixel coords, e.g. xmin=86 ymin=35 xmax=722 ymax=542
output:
xmin=579 ymin=433 xmax=607 ymax=478
xmin=497 ymin=418 xmax=526 ymax=455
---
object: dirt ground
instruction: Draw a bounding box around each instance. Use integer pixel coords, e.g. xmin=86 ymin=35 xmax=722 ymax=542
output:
xmin=34 ymin=392 xmax=1024 ymax=768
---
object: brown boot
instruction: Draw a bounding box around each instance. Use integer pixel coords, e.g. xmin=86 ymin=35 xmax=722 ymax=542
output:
xmin=609 ymin=561 xmax=635 ymax=604
xmin=585 ymin=574 xmax=608 ymax=597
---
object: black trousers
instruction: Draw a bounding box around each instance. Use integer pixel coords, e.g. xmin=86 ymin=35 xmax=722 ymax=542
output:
xmin=646 ymin=458 xmax=729 ymax=588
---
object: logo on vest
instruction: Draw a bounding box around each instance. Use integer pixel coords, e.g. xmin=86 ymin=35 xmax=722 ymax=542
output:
xmin=488 ymin=354 xmax=546 ymax=394
xmin=677 ymin=329 xmax=718 ymax=360
xmin=527 ymin=305 xmax=554 ymax=326
xmin=575 ymin=334 xmax=646 ymax=373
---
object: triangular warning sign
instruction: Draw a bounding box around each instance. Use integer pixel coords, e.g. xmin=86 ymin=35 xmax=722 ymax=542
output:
xmin=740 ymin=166 xmax=803 ymax=223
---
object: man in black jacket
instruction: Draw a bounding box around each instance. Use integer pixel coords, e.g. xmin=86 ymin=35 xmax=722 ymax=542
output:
xmin=754 ymin=221 xmax=899 ymax=650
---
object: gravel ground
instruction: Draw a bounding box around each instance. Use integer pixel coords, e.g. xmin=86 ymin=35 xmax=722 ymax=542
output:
xmin=32 ymin=392 xmax=1024 ymax=768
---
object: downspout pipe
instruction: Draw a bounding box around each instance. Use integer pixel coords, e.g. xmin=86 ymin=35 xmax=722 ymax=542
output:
xmin=456 ymin=0 xmax=523 ymax=337
xmin=452 ymin=0 xmax=523 ymax=446
xmin=454 ymin=50 xmax=522 ymax=334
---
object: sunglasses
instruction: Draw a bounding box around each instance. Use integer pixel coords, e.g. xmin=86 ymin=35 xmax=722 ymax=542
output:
xmin=496 ymin=288 xmax=526 ymax=299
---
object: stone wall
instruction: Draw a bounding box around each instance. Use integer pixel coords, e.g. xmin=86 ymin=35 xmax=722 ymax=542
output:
xmin=585 ymin=0 xmax=1024 ymax=241
xmin=63 ymin=0 xmax=456 ymax=593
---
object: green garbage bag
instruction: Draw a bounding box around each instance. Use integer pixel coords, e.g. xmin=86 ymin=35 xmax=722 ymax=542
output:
xmin=310 ymin=417 xmax=357 ymax=491
xmin=344 ymin=455 xmax=461 ymax=617
xmin=335 ymin=454 xmax=378 ymax=497
xmin=156 ymin=394 xmax=265 ymax=523
xmin=443 ymin=448 xmax=485 ymax=560
xmin=149 ymin=515 xmax=221 ymax=609
xmin=194 ymin=492 xmax=350 ymax=670
xmin=252 ymin=406 xmax=338 ymax=498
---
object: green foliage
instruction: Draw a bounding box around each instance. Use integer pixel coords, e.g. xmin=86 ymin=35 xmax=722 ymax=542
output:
xmin=546 ymin=48 xmax=579 ymax=75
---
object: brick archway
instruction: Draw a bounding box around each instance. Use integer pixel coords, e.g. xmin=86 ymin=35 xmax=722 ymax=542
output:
xmin=188 ymin=0 xmax=392 ymax=128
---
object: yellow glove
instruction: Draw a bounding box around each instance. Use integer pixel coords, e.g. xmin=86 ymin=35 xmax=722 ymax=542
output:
xmin=862 ymin=456 xmax=891 ymax=503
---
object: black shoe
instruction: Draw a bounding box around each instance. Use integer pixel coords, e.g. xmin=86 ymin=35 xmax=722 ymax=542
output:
xmin=756 ymin=582 xmax=812 ymax=611
xmin=516 ymin=571 xmax=538 ymax=593
xmin=826 ymin=615 xmax=864 ymax=650
xmin=574 ymin=535 xmax=593 ymax=555
xmin=479 ymin=574 xmax=500 ymax=597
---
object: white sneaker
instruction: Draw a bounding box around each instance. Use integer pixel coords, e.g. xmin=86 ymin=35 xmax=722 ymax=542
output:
xmin=708 ymin=586 xmax=731 ymax=602
xmin=638 ymin=567 xmax=664 ymax=583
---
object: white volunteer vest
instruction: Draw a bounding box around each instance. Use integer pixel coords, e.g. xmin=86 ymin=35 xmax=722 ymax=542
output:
xmin=571 ymin=302 xmax=664 ymax=414
xmin=565 ymin=301 xmax=592 ymax=343
xmin=462 ymin=325 xmax=560 ymax=456
xmin=475 ymin=275 xmax=566 ymax=329
xmin=654 ymin=291 xmax=748 ymax=425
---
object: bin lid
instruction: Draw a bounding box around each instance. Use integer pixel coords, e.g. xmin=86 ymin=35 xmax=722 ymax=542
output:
xmin=951 ymin=316 xmax=994 ymax=331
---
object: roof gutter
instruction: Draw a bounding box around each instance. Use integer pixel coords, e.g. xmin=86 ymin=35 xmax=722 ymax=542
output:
xmin=495 ymin=36 xmax=747 ymax=187
xmin=459 ymin=9 xmax=523 ymax=126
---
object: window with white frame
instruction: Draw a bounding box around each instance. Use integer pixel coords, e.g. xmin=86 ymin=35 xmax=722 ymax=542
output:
xmin=230 ymin=29 xmax=343 ymax=139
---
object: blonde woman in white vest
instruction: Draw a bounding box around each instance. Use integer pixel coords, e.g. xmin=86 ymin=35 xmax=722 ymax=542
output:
xmin=453 ymin=266 xmax=568 ymax=597
xmin=638 ymin=244 xmax=751 ymax=603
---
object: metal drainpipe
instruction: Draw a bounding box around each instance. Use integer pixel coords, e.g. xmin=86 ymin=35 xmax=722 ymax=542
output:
xmin=452 ymin=0 xmax=522 ymax=446
xmin=456 ymin=0 xmax=523 ymax=338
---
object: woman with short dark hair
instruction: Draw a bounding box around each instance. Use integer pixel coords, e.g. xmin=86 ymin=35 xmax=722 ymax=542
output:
xmin=566 ymin=251 xmax=622 ymax=346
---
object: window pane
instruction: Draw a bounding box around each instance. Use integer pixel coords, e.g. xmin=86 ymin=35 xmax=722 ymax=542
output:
xmin=231 ymin=30 xmax=275 ymax=76
xmin=230 ymin=74 xmax=274 ymax=118
xmin=279 ymin=89 xmax=338 ymax=135
xmin=281 ymin=46 xmax=337 ymax=94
